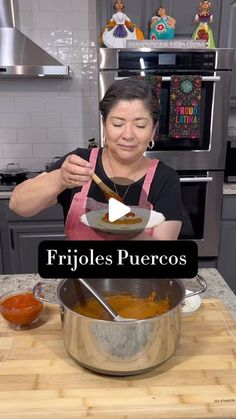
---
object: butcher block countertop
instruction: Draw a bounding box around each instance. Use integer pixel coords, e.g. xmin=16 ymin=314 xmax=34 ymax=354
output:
xmin=0 ymin=299 xmax=236 ymax=419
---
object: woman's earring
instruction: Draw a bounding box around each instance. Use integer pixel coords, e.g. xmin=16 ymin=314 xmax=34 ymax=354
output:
xmin=103 ymin=137 xmax=107 ymax=147
xmin=148 ymin=139 xmax=155 ymax=149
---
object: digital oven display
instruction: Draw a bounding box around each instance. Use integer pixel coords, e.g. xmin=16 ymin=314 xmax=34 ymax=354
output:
xmin=158 ymin=54 xmax=176 ymax=66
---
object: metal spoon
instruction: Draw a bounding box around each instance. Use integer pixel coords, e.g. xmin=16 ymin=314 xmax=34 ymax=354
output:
xmin=77 ymin=277 xmax=134 ymax=322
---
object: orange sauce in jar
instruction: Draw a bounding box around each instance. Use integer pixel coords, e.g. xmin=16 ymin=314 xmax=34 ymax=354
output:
xmin=0 ymin=292 xmax=43 ymax=326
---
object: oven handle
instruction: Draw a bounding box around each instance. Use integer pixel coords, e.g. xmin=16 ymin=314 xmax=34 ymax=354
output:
xmin=179 ymin=177 xmax=213 ymax=183
xmin=114 ymin=76 xmax=220 ymax=82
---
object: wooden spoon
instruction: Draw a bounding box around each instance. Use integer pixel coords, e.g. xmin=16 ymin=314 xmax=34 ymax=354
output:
xmin=91 ymin=173 xmax=123 ymax=202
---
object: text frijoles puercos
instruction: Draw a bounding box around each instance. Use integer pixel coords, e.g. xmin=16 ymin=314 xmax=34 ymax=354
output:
xmin=38 ymin=240 xmax=198 ymax=279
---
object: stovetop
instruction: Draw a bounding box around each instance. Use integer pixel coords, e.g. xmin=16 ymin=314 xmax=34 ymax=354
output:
xmin=0 ymin=173 xmax=40 ymax=191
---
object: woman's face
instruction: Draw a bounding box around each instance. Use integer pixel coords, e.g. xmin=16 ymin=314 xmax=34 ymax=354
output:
xmin=115 ymin=0 xmax=124 ymax=12
xmin=103 ymin=99 xmax=156 ymax=162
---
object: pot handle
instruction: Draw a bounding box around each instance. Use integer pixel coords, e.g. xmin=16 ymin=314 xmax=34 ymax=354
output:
xmin=184 ymin=274 xmax=207 ymax=299
xmin=33 ymin=281 xmax=60 ymax=304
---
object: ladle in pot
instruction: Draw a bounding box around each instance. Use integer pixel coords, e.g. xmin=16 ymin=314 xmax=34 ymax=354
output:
xmin=76 ymin=278 xmax=134 ymax=322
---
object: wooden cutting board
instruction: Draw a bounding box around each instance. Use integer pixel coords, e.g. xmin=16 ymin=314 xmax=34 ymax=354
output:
xmin=0 ymin=299 xmax=236 ymax=419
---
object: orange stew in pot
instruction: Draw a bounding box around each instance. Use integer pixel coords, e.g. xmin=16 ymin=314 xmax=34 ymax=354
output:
xmin=73 ymin=292 xmax=170 ymax=320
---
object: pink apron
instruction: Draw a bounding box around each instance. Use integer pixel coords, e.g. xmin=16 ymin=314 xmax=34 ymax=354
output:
xmin=65 ymin=148 xmax=159 ymax=240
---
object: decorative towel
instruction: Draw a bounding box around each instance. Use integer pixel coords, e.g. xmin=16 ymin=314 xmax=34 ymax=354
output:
xmin=169 ymin=75 xmax=202 ymax=139
xmin=136 ymin=76 xmax=162 ymax=141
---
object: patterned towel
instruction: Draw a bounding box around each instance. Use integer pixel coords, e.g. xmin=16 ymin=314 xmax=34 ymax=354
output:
xmin=169 ymin=75 xmax=202 ymax=139
xmin=135 ymin=75 xmax=162 ymax=141
xmin=145 ymin=76 xmax=162 ymax=141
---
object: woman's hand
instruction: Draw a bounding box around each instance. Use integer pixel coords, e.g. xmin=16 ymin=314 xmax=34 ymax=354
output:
xmin=60 ymin=154 xmax=93 ymax=189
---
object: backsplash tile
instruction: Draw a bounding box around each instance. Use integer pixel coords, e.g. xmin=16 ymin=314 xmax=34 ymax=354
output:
xmin=0 ymin=0 xmax=98 ymax=170
xmin=0 ymin=130 xmax=17 ymax=143
xmin=47 ymin=128 xmax=77 ymax=143
xmin=32 ymin=143 xmax=63 ymax=158
xmin=3 ymin=143 xmax=33 ymax=159
xmin=0 ymin=98 xmax=14 ymax=112
xmin=31 ymin=113 xmax=61 ymax=128
xmin=0 ymin=114 xmax=31 ymax=128
xmin=17 ymin=128 xmax=47 ymax=143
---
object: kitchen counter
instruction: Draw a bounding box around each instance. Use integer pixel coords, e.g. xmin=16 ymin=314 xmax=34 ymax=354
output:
xmin=0 ymin=269 xmax=236 ymax=321
xmin=0 ymin=282 xmax=235 ymax=418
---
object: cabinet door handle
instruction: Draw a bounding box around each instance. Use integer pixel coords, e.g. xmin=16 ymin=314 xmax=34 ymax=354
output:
xmin=10 ymin=229 xmax=15 ymax=250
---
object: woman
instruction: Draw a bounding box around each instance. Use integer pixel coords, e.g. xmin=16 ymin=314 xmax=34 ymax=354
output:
xmin=192 ymin=0 xmax=215 ymax=48
xmin=9 ymin=78 xmax=183 ymax=240
xmin=101 ymin=0 xmax=144 ymax=48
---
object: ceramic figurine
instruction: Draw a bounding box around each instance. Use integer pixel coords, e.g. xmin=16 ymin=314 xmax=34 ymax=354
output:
xmin=192 ymin=0 xmax=215 ymax=48
xmin=100 ymin=0 xmax=144 ymax=48
xmin=149 ymin=7 xmax=176 ymax=40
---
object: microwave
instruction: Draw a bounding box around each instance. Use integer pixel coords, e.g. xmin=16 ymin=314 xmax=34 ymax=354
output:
xmin=225 ymin=139 xmax=236 ymax=182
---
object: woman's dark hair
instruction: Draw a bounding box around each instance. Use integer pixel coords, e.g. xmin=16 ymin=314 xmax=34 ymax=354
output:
xmin=99 ymin=78 xmax=160 ymax=125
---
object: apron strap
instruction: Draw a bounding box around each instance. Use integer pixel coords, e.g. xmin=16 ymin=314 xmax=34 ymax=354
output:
xmin=139 ymin=159 xmax=159 ymax=207
xmin=79 ymin=148 xmax=99 ymax=199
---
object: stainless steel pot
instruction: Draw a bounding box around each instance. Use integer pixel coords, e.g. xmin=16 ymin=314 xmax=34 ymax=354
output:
xmin=34 ymin=276 xmax=206 ymax=376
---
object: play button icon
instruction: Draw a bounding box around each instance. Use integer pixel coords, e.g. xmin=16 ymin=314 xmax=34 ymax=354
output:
xmin=84 ymin=174 xmax=150 ymax=239
xmin=108 ymin=198 xmax=130 ymax=222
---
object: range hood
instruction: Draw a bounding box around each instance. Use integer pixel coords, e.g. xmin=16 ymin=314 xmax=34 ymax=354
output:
xmin=0 ymin=0 xmax=71 ymax=78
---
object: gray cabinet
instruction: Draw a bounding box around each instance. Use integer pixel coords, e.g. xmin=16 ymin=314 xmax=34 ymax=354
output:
xmin=9 ymin=222 xmax=65 ymax=274
xmin=217 ymin=195 xmax=236 ymax=294
xmin=0 ymin=199 xmax=65 ymax=274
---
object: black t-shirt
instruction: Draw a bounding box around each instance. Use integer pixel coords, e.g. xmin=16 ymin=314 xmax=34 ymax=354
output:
xmin=47 ymin=147 xmax=183 ymax=223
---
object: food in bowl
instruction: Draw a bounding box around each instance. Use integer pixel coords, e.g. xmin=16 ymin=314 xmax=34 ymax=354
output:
xmin=102 ymin=211 xmax=143 ymax=225
xmin=0 ymin=290 xmax=43 ymax=330
xmin=73 ymin=292 xmax=170 ymax=320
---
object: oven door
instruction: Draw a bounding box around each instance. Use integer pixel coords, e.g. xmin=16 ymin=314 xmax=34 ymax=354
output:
xmin=179 ymin=170 xmax=223 ymax=257
xmin=99 ymin=69 xmax=231 ymax=171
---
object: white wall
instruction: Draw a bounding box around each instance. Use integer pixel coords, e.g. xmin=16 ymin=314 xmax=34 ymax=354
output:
xmin=0 ymin=0 xmax=99 ymax=170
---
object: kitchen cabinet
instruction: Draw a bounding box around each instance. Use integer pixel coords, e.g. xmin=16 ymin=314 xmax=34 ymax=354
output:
xmin=217 ymin=194 xmax=236 ymax=294
xmin=0 ymin=199 xmax=65 ymax=274
xmin=8 ymin=222 xmax=65 ymax=274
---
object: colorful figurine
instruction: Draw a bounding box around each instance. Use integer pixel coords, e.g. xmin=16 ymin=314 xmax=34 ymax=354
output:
xmin=149 ymin=7 xmax=176 ymax=40
xmin=101 ymin=0 xmax=144 ymax=48
xmin=192 ymin=0 xmax=215 ymax=48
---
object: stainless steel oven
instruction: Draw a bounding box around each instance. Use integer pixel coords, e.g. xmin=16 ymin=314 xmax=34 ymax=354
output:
xmin=225 ymin=138 xmax=236 ymax=182
xmin=99 ymin=48 xmax=233 ymax=257
xmin=179 ymin=171 xmax=223 ymax=257
xmin=99 ymin=48 xmax=233 ymax=170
